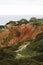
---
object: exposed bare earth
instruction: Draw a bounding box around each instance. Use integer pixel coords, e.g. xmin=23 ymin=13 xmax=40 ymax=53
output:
xmin=0 ymin=23 xmax=43 ymax=47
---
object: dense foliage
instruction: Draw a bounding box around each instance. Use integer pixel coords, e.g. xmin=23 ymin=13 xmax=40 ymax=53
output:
xmin=0 ymin=18 xmax=43 ymax=65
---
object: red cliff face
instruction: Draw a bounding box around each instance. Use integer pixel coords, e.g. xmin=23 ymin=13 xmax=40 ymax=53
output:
xmin=0 ymin=23 xmax=43 ymax=47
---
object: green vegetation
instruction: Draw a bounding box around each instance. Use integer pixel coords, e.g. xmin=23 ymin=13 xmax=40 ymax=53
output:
xmin=17 ymin=19 xmax=29 ymax=25
xmin=0 ymin=18 xmax=43 ymax=65
xmin=0 ymin=32 xmax=43 ymax=65
xmin=6 ymin=18 xmax=43 ymax=26
xmin=1 ymin=33 xmax=13 ymax=45
xmin=12 ymin=22 xmax=17 ymax=26
xmin=0 ymin=29 xmax=4 ymax=33
xmin=29 ymin=17 xmax=43 ymax=26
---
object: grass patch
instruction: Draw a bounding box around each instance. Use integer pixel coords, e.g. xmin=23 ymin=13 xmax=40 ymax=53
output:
xmin=0 ymin=29 xmax=4 ymax=33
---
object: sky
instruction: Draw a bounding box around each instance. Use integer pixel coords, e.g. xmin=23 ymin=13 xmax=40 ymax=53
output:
xmin=0 ymin=0 xmax=43 ymax=15
xmin=0 ymin=0 xmax=43 ymax=5
xmin=0 ymin=0 xmax=43 ymax=25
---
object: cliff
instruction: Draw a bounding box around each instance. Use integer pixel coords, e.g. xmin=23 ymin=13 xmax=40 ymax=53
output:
xmin=0 ymin=18 xmax=43 ymax=47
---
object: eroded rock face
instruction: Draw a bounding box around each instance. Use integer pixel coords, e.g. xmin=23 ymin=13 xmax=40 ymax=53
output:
xmin=0 ymin=19 xmax=43 ymax=47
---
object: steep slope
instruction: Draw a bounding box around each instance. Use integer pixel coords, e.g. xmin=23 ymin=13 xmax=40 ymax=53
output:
xmin=0 ymin=18 xmax=43 ymax=47
xmin=15 ymin=32 xmax=43 ymax=65
xmin=0 ymin=18 xmax=43 ymax=65
xmin=0 ymin=32 xmax=43 ymax=65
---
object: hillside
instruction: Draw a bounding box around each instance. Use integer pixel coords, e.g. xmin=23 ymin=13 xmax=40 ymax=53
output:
xmin=0 ymin=18 xmax=43 ymax=47
xmin=0 ymin=17 xmax=43 ymax=65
